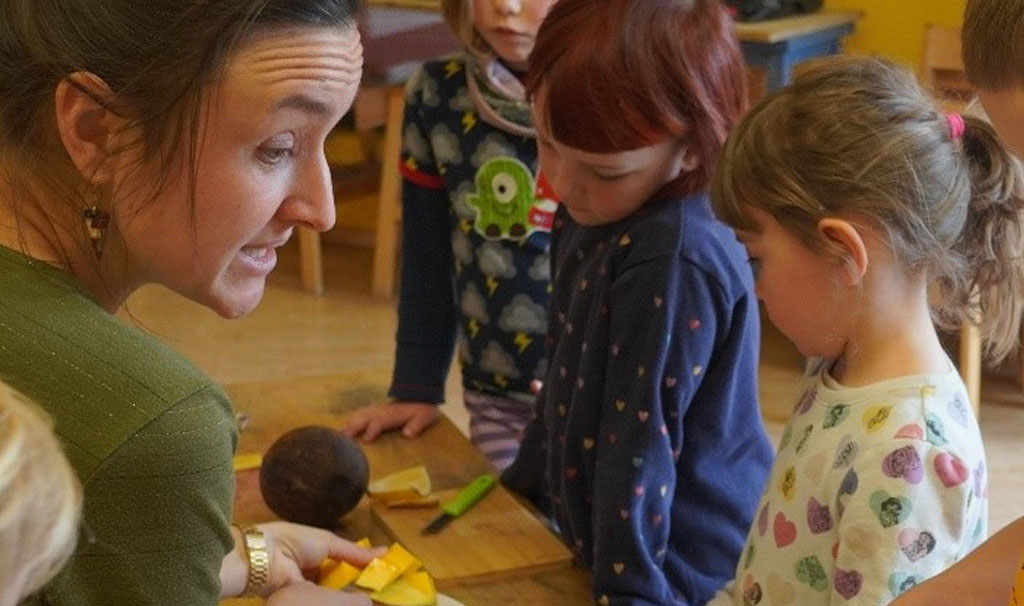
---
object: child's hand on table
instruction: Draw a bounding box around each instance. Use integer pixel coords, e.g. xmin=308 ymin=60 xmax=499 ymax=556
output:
xmin=343 ymin=402 xmax=439 ymax=440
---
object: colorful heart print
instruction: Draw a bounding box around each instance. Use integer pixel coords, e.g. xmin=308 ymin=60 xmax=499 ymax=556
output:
xmin=947 ymin=396 xmax=970 ymax=427
xmin=835 ymin=468 xmax=859 ymax=517
xmin=833 ymin=435 xmax=859 ymax=468
xmin=806 ymin=498 xmax=833 ymax=534
xmin=934 ymin=452 xmax=969 ymax=488
xmin=742 ymin=576 xmax=763 ymax=606
xmin=794 ymin=425 xmax=814 ymax=454
xmin=823 ymin=404 xmax=850 ymax=429
xmin=774 ymin=512 xmax=798 ymax=548
xmin=882 ymin=445 xmax=924 ymax=485
xmin=758 ymin=503 xmax=770 ymax=537
xmin=870 ymin=490 xmax=912 ymax=528
xmin=894 ymin=424 xmax=924 ymax=440
xmin=834 ymin=568 xmax=863 ymax=599
xmin=780 ymin=466 xmax=797 ymax=501
xmin=925 ymin=412 xmax=948 ymax=446
xmin=795 ymin=556 xmax=829 ymax=592
xmin=795 ymin=387 xmax=817 ymax=415
xmin=767 ymin=573 xmax=796 ymax=606
xmin=898 ymin=529 xmax=937 ymax=562
xmin=862 ymin=405 xmax=893 ymax=433
xmin=973 ymin=461 xmax=987 ymax=498
xmin=779 ymin=424 xmax=795 ymax=453
xmin=888 ymin=572 xmax=920 ymax=597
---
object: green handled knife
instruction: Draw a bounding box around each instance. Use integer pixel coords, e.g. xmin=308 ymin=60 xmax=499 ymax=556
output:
xmin=420 ymin=474 xmax=497 ymax=535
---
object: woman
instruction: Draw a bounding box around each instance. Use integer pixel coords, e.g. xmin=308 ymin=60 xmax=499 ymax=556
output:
xmin=0 ymin=0 xmax=375 ymax=604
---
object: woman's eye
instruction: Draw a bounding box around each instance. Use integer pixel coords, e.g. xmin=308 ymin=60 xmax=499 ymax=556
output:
xmin=258 ymin=147 xmax=293 ymax=165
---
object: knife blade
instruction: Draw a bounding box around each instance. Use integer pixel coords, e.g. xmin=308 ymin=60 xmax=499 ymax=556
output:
xmin=421 ymin=474 xmax=497 ymax=535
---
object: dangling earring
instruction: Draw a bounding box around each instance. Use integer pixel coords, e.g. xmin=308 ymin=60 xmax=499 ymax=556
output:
xmin=83 ymin=190 xmax=110 ymax=257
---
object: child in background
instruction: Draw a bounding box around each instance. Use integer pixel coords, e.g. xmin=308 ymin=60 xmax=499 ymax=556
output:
xmin=344 ymin=0 xmax=559 ymax=472
xmin=889 ymin=1 xmax=1024 ymax=604
xmin=502 ymin=1 xmax=774 ymax=603
xmin=0 ymin=381 xmax=81 ymax=606
xmin=708 ymin=55 xmax=1024 ymax=606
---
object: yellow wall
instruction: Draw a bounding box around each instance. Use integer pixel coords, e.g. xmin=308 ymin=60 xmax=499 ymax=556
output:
xmin=825 ymin=0 xmax=965 ymax=70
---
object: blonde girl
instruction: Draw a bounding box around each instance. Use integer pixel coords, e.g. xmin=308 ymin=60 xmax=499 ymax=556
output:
xmin=0 ymin=381 xmax=81 ymax=606
xmin=345 ymin=0 xmax=560 ymax=472
xmin=709 ymin=55 xmax=1024 ymax=606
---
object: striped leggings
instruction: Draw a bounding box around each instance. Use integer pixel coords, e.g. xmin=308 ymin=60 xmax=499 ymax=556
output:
xmin=463 ymin=390 xmax=536 ymax=472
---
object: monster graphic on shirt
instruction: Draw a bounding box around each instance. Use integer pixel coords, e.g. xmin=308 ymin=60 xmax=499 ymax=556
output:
xmin=467 ymin=157 xmax=538 ymax=240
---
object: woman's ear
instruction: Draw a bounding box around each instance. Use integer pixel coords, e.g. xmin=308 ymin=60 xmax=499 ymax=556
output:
xmin=818 ymin=217 xmax=868 ymax=286
xmin=54 ymin=72 xmax=121 ymax=185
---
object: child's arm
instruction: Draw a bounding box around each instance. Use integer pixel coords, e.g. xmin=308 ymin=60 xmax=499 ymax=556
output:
xmin=346 ymin=67 xmax=455 ymax=441
xmin=831 ymin=440 xmax=983 ymax=605
xmin=588 ymin=256 xmax=763 ymax=606
xmin=887 ymin=516 xmax=1024 ymax=606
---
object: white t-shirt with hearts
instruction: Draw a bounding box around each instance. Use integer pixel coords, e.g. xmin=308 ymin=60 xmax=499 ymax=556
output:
xmin=708 ymin=360 xmax=987 ymax=606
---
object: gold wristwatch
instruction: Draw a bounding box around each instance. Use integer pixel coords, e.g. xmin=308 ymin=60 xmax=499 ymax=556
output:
xmin=241 ymin=526 xmax=270 ymax=596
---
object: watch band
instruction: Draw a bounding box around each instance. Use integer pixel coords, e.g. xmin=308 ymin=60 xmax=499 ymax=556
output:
xmin=241 ymin=526 xmax=270 ymax=596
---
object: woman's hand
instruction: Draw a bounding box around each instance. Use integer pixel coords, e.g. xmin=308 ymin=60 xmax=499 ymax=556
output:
xmin=261 ymin=522 xmax=383 ymax=594
xmin=343 ymin=402 xmax=439 ymax=441
xmin=265 ymin=581 xmax=372 ymax=606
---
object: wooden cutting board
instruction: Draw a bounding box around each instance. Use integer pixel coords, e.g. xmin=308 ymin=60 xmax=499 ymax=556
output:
xmin=371 ymin=485 xmax=573 ymax=588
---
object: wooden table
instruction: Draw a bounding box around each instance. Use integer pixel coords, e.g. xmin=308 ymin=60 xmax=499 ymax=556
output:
xmin=736 ymin=10 xmax=862 ymax=92
xmin=222 ymin=371 xmax=591 ymax=606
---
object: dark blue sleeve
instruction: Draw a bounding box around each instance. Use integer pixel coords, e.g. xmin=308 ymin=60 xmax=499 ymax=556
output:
xmin=387 ymin=75 xmax=457 ymax=404
xmin=590 ymin=257 xmax=741 ymax=606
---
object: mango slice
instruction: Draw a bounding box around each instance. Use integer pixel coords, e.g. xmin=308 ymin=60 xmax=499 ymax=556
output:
xmin=370 ymin=571 xmax=437 ymax=606
xmin=318 ymin=537 xmax=373 ymax=589
xmin=356 ymin=558 xmax=401 ymax=591
xmin=356 ymin=543 xmax=422 ymax=591
xmin=320 ymin=560 xmax=362 ymax=590
xmin=367 ymin=465 xmax=432 ymax=503
xmin=232 ymin=452 xmax=263 ymax=472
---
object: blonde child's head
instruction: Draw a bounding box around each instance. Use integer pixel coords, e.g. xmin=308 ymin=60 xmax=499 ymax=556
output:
xmin=441 ymin=0 xmax=557 ymax=70
xmin=963 ymin=0 xmax=1024 ymax=156
xmin=713 ymin=56 xmax=1024 ymax=362
xmin=0 ymin=381 xmax=81 ymax=605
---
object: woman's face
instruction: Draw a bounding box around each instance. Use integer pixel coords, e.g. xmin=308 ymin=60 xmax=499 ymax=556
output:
xmin=110 ymin=25 xmax=362 ymax=317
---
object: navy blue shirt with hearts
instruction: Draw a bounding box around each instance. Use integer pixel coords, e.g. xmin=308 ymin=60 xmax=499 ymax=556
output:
xmin=505 ymin=193 xmax=774 ymax=606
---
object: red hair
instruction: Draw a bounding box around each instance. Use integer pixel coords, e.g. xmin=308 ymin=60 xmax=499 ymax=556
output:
xmin=527 ymin=0 xmax=748 ymax=196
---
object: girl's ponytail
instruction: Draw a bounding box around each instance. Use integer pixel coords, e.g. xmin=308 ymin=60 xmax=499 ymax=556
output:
xmin=954 ymin=116 xmax=1024 ymax=362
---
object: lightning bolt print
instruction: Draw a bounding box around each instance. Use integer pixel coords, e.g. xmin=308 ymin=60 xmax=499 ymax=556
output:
xmin=444 ymin=60 xmax=461 ymax=79
xmin=462 ymin=112 xmax=477 ymax=134
xmin=468 ymin=319 xmax=481 ymax=339
xmin=514 ymin=332 xmax=533 ymax=354
xmin=494 ymin=374 xmax=509 ymax=389
xmin=485 ymin=276 xmax=499 ymax=296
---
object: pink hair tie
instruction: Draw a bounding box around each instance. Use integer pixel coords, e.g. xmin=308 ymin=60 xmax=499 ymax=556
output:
xmin=946 ymin=113 xmax=966 ymax=140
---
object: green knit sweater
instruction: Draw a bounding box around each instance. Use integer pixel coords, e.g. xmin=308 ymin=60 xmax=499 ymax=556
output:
xmin=0 ymin=245 xmax=238 ymax=606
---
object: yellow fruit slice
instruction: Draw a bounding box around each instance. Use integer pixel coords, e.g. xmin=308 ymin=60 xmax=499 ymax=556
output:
xmin=318 ymin=537 xmax=374 ymax=590
xmin=232 ymin=452 xmax=263 ymax=472
xmin=369 ymin=571 xmax=437 ymax=606
xmin=319 ymin=560 xmax=362 ymax=590
xmin=367 ymin=465 xmax=432 ymax=502
xmin=356 ymin=558 xmax=400 ymax=592
xmin=383 ymin=543 xmax=421 ymax=576
xmin=355 ymin=542 xmax=422 ymax=592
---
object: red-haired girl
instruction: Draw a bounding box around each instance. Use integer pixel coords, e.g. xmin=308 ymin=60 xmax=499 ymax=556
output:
xmin=502 ymin=1 xmax=773 ymax=603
